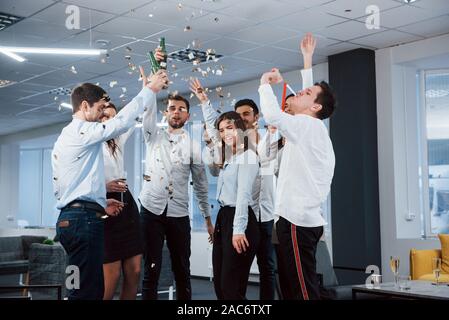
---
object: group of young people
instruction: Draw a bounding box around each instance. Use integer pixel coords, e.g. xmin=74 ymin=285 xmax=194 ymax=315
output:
xmin=52 ymin=33 xmax=336 ymax=300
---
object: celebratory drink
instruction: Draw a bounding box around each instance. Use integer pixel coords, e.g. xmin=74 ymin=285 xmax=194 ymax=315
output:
xmin=159 ymin=37 xmax=167 ymax=70
xmin=148 ymin=51 xmax=160 ymax=74
xmin=390 ymin=256 xmax=400 ymax=287
xmin=432 ymin=258 xmax=442 ymax=285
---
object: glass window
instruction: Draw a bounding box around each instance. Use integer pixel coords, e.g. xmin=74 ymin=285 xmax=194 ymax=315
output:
xmin=422 ymin=70 xmax=449 ymax=235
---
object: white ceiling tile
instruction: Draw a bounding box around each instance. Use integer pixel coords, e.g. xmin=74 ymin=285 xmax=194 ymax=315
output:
xmin=323 ymin=20 xmax=386 ymax=41
xmin=412 ymin=0 xmax=449 ymax=15
xmin=70 ymin=59 xmax=126 ymax=75
xmin=31 ymin=2 xmax=114 ymax=30
xmin=318 ymin=0 xmax=401 ymax=19
xmin=0 ymin=0 xmax=55 ymax=18
xmin=186 ymin=12 xmax=257 ymax=36
xmin=29 ymin=68 xmax=99 ymax=87
xmin=235 ymin=46 xmax=304 ymax=68
xmin=61 ymin=0 xmax=152 ymax=15
xmin=166 ymin=0 xmax=242 ymax=11
xmin=227 ymin=25 xmax=299 ymax=46
xmin=200 ymin=37 xmax=260 ymax=56
xmin=271 ymin=34 xmax=340 ymax=52
xmin=210 ymin=57 xmax=264 ymax=72
xmin=351 ymin=30 xmax=423 ymax=49
xmin=125 ymin=0 xmax=208 ymax=27
xmin=277 ymin=0 xmax=337 ymax=9
xmin=18 ymin=54 xmax=85 ymax=68
xmin=220 ymin=0 xmax=306 ymax=23
xmin=268 ymin=7 xmax=347 ymax=32
xmin=0 ymin=30 xmax=58 ymax=47
xmin=397 ymin=15 xmax=449 ymax=37
xmin=4 ymin=18 xmax=81 ymax=42
xmin=360 ymin=4 xmax=441 ymax=28
xmin=319 ymin=41 xmax=363 ymax=56
xmin=94 ymin=16 xmax=171 ymax=39
xmin=145 ymin=27 xmax=220 ymax=47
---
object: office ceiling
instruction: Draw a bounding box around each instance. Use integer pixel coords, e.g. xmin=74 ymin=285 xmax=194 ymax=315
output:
xmin=0 ymin=0 xmax=448 ymax=135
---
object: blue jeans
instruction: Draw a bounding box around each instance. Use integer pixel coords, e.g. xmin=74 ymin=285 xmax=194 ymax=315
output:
xmin=256 ymin=220 xmax=275 ymax=300
xmin=56 ymin=208 xmax=104 ymax=300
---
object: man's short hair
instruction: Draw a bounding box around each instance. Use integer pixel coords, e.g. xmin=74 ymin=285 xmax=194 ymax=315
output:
xmin=234 ymin=98 xmax=259 ymax=115
xmin=71 ymin=83 xmax=109 ymax=113
xmin=285 ymin=93 xmax=295 ymax=100
xmin=314 ymin=81 xmax=336 ymax=120
xmin=168 ymin=94 xmax=190 ymax=112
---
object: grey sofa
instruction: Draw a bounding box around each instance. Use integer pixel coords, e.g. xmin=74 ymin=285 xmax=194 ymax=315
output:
xmin=0 ymin=236 xmax=47 ymax=278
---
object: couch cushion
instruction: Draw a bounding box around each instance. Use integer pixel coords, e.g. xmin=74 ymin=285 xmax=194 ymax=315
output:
xmin=21 ymin=236 xmax=47 ymax=260
xmin=418 ymin=273 xmax=449 ymax=282
xmin=0 ymin=237 xmax=24 ymax=262
xmin=438 ymin=234 xmax=449 ymax=274
xmin=0 ymin=260 xmax=28 ymax=275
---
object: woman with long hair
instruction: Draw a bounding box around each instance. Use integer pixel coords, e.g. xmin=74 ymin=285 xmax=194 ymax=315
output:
xmin=190 ymin=79 xmax=260 ymax=300
xmin=101 ymin=103 xmax=143 ymax=300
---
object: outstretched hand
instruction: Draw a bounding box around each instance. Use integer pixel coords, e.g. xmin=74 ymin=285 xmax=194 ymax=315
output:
xmin=260 ymin=68 xmax=283 ymax=86
xmin=139 ymin=66 xmax=168 ymax=93
xmin=189 ymin=77 xmax=209 ymax=104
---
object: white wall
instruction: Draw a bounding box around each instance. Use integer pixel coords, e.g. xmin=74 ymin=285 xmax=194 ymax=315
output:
xmin=376 ymin=33 xmax=449 ymax=281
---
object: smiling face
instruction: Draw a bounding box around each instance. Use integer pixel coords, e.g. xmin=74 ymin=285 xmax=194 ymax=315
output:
xmin=81 ymin=98 xmax=109 ymax=122
xmin=235 ymin=105 xmax=259 ymax=130
xmin=287 ymin=85 xmax=323 ymax=116
xmin=218 ymin=119 xmax=238 ymax=147
xmin=165 ymin=99 xmax=190 ymax=129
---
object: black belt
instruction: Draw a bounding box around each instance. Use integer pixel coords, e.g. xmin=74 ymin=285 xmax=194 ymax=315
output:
xmin=63 ymin=200 xmax=106 ymax=218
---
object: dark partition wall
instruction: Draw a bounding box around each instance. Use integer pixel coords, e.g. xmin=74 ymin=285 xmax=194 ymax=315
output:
xmin=328 ymin=48 xmax=382 ymax=285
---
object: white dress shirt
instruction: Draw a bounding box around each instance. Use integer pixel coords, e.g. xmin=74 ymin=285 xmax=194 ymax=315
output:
xmin=52 ymin=87 xmax=154 ymax=209
xmin=138 ymin=102 xmax=210 ymax=218
xmin=103 ymin=126 xmax=135 ymax=183
xmin=258 ymin=82 xmax=335 ymax=228
xmin=256 ymin=68 xmax=314 ymax=223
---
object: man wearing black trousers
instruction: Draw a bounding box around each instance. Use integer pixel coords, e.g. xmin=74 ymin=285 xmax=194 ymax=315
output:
xmin=258 ymin=66 xmax=336 ymax=300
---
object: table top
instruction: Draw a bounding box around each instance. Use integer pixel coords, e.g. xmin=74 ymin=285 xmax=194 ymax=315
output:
xmin=352 ymin=280 xmax=449 ymax=300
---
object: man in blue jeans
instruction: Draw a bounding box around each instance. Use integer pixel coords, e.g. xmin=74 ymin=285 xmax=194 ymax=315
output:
xmin=52 ymin=68 xmax=167 ymax=300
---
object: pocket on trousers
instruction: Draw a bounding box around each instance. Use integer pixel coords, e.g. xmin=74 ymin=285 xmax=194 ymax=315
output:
xmin=57 ymin=218 xmax=83 ymax=252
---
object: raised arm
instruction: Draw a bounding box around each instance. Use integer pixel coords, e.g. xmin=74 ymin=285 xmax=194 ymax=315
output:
xmin=300 ymin=33 xmax=316 ymax=89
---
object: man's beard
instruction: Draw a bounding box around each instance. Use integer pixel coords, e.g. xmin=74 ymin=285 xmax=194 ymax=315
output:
xmin=169 ymin=118 xmax=186 ymax=129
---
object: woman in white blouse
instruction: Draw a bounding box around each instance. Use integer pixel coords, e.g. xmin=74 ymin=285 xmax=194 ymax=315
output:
xmin=190 ymin=79 xmax=261 ymax=300
xmin=101 ymin=103 xmax=143 ymax=300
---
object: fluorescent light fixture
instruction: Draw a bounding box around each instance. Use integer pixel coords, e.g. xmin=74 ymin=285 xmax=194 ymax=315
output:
xmin=0 ymin=46 xmax=107 ymax=56
xmin=0 ymin=50 xmax=26 ymax=62
xmin=60 ymin=102 xmax=73 ymax=110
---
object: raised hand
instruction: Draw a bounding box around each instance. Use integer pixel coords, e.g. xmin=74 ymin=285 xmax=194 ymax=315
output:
xmin=189 ymin=77 xmax=209 ymax=104
xmin=154 ymin=47 xmax=165 ymax=63
xmin=300 ymin=33 xmax=316 ymax=69
xmin=139 ymin=66 xmax=168 ymax=93
xmin=260 ymin=68 xmax=284 ymax=85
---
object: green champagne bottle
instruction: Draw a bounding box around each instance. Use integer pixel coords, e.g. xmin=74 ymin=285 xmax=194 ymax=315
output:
xmin=159 ymin=37 xmax=167 ymax=70
xmin=148 ymin=51 xmax=160 ymax=74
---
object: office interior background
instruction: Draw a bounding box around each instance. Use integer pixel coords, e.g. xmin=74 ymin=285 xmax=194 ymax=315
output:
xmin=0 ymin=0 xmax=449 ymax=299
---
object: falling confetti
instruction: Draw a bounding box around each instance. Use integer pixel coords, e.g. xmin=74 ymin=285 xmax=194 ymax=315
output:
xmin=125 ymin=55 xmax=131 ymax=60
xmin=54 ymin=96 xmax=59 ymax=101
xmin=119 ymin=93 xmax=125 ymax=98
xmin=70 ymin=66 xmax=77 ymax=74
xmin=216 ymin=69 xmax=223 ymax=76
xmin=188 ymin=52 xmax=195 ymax=60
xmin=109 ymin=80 xmax=118 ymax=88
xmin=148 ymin=13 xmax=153 ymax=18
xmin=172 ymin=64 xmax=177 ymax=70
xmin=121 ymin=87 xmax=127 ymax=93
xmin=214 ymin=17 xmax=219 ymax=22
xmin=190 ymin=93 xmax=195 ymax=99
xmin=125 ymin=46 xmax=132 ymax=52
xmin=184 ymin=25 xmax=191 ymax=32
xmin=101 ymin=58 xmax=106 ymax=63
xmin=177 ymin=3 xmax=183 ymax=10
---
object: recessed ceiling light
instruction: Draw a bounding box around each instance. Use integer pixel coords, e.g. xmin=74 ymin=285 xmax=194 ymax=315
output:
xmin=49 ymin=87 xmax=72 ymax=96
xmin=0 ymin=79 xmax=16 ymax=88
xmin=0 ymin=12 xmax=24 ymax=31
xmin=169 ymin=48 xmax=223 ymax=64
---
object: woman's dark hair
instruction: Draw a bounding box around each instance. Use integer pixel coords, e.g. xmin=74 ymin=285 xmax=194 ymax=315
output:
xmin=104 ymin=103 xmax=120 ymax=158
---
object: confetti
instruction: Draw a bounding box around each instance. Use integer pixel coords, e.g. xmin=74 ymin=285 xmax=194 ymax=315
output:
xmin=148 ymin=13 xmax=153 ymax=18
xmin=216 ymin=69 xmax=223 ymax=76
xmin=125 ymin=55 xmax=131 ymax=60
xmin=125 ymin=46 xmax=132 ymax=52
xmin=188 ymin=52 xmax=195 ymax=60
xmin=100 ymin=58 xmax=106 ymax=63
xmin=193 ymin=59 xmax=200 ymax=66
xmin=70 ymin=66 xmax=77 ymax=74
xmin=121 ymin=87 xmax=127 ymax=93
xmin=190 ymin=93 xmax=195 ymax=99
xmin=172 ymin=64 xmax=177 ymax=70
xmin=214 ymin=17 xmax=219 ymax=22
xmin=227 ymin=92 xmax=231 ymax=98
xmin=177 ymin=3 xmax=183 ymax=10
xmin=119 ymin=93 xmax=125 ymax=98
xmin=184 ymin=25 xmax=191 ymax=32
xmin=54 ymin=96 xmax=59 ymax=101
xmin=109 ymin=80 xmax=118 ymax=88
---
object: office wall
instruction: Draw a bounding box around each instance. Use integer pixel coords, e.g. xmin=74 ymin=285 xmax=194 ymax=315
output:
xmin=376 ymin=33 xmax=449 ymax=281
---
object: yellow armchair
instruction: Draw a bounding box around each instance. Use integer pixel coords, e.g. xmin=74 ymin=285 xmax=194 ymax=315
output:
xmin=410 ymin=248 xmax=449 ymax=282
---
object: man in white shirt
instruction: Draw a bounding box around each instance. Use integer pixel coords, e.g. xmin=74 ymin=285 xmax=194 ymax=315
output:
xmin=52 ymin=69 xmax=167 ymax=300
xmin=139 ymin=89 xmax=213 ymax=300
xmin=258 ymin=66 xmax=336 ymax=300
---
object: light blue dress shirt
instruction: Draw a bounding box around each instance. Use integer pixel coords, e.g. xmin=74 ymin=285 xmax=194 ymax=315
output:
xmin=52 ymin=87 xmax=155 ymax=210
